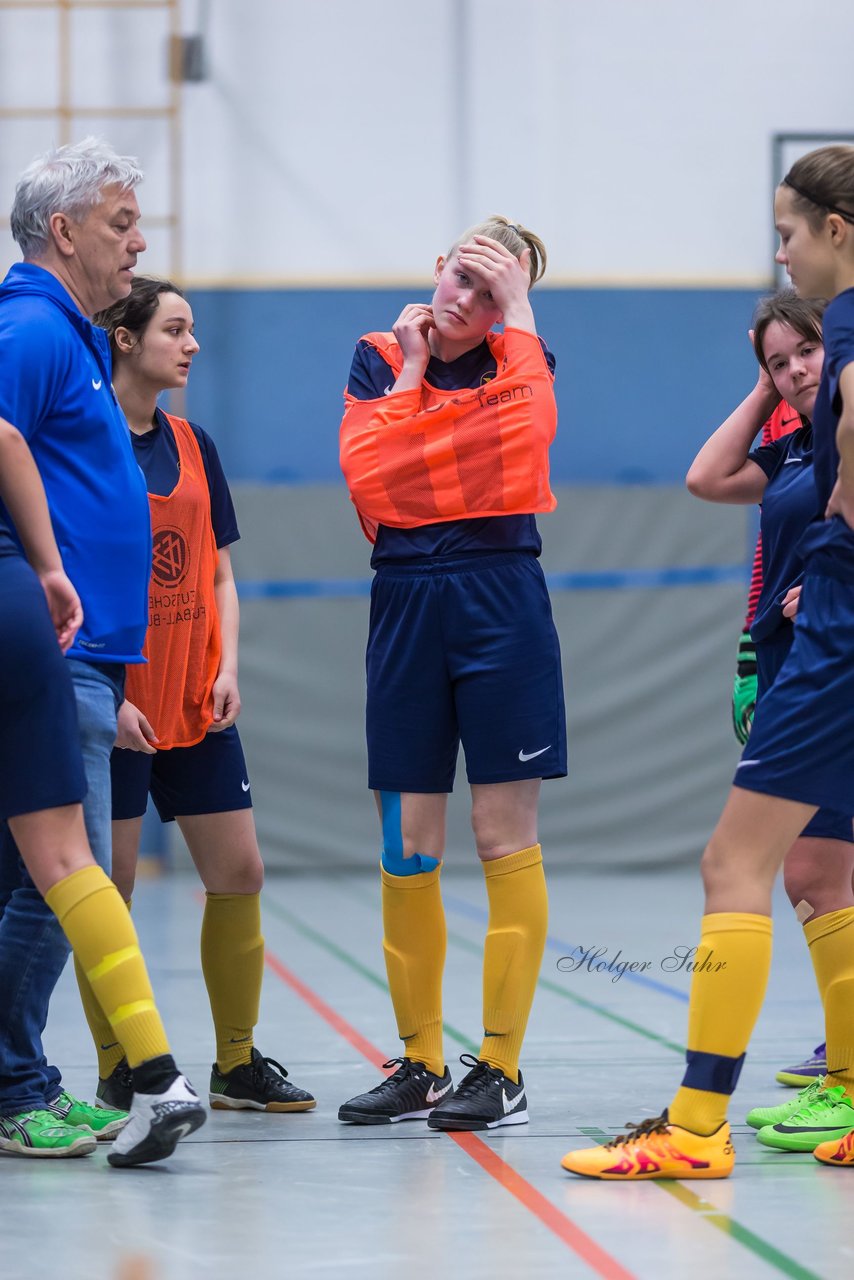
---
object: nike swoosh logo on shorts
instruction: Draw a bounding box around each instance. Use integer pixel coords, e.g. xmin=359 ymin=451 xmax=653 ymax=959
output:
xmin=241 ymin=780 xmax=251 ymax=792
xmin=92 ymin=378 xmax=103 ymax=391
xmin=503 ymin=1086 xmax=525 ymax=1114
xmin=519 ymin=746 xmax=550 ymax=762
xmin=426 ymin=1080 xmax=452 ymax=1104
xmin=736 ymin=759 xmax=762 ymax=768
xmin=783 ymin=457 xmax=803 ymax=465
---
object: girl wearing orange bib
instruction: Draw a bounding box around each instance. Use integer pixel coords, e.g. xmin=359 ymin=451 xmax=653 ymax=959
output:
xmin=84 ymin=277 xmax=315 ymax=1117
xmin=337 ymin=218 xmax=565 ymax=1132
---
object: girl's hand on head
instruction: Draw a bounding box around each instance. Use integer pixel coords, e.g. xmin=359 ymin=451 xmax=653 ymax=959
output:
xmin=456 ymin=236 xmax=535 ymax=329
xmin=392 ymin=304 xmax=435 ymax=373
xmin=456 ymin=236 xmax=529 ymax=307
xmin=748 ymin=329 xmax=781 ymax=404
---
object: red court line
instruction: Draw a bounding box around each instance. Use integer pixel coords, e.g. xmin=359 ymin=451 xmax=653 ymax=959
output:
xmin=264 ymin=947 xmax=637 ymax=1280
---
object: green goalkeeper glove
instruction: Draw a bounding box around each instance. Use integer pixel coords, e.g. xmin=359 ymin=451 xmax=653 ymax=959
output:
xmin=732 ymin=630 xmax=757 ymax=746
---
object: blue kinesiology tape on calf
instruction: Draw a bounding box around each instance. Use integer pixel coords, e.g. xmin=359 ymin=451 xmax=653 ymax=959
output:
xmin=379 ymin=791 xmax=440 ymax=876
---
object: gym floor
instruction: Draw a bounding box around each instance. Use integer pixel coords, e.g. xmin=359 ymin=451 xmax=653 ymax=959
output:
xmin=2 ymin=865 xmax=847 ymax=1280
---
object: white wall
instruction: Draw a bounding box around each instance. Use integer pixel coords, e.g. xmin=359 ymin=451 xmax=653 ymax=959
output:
xmin=1 ymin=0 xmax=853 ymax=282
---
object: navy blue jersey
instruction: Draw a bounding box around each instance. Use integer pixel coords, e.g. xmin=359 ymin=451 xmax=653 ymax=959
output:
xmin=346 ymin=335 xmax=556 ymax=566
xmin=812 ymin=288 xmax=854 ymax=512
xmin=131 ymin=408 xmax=239 ymax=549
xmin=749 ymin=424 xmax=818 ymax=641
xmin=801 ymin=287 xmax=854 ymax=579
xmin=0 ymin=517 xmax=17 ymax=559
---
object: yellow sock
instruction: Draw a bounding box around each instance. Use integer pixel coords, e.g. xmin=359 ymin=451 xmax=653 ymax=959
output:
xmin=75 ymin=896 xmax=132 ymax=1079
xmin=669 ymin=912 xmax=773 ymax=1134
xmin=201 ymin=891 xmax=264 ymax=1074
xmin=804 ymin=906 xmax=854 ymax=1098
xmin=479 ymin=844 xmax=548 ymax=1083
xmin=45 ymin=866 xmax=169 ymax=1070
xmin=381 ymin=862 xmax=445 ymax=1076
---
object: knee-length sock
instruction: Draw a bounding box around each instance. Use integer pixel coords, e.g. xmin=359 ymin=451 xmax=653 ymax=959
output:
xmin=479 ymin=844 xmax=548 ymax=1083
xmin=381 ymin=863 xmax=446 ymax=1076
xmin=46 ymin=866 xmax=169 ymax=1070
xmin=669 ymin=912 xmax=773 ymax=1134
xmin=201 ymin=891 xmax=264 ymax=1074
xmin=74 ymin=894 xmax=132 ymax=1079
xmin=804 ymin=906 xmax=854 ymax=1098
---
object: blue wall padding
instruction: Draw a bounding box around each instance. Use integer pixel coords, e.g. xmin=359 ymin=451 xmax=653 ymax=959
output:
xmin=183 ymin=287 xmax=769 ymax=486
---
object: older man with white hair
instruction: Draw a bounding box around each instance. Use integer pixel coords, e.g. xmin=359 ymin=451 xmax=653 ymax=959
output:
xmin=0 ymin=138 xmax=204 ymax=1163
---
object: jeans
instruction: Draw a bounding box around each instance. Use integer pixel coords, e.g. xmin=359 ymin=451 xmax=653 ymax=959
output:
xmin=0 ymin=660 xmax=124 ymax=1115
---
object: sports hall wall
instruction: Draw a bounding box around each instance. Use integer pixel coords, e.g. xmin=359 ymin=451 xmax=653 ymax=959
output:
xmin=1 ymin=0 xmax=852 ymax=868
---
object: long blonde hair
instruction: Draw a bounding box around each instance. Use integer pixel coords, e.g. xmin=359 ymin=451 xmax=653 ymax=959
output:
xmin=447 ymin=215 xmax=547 ymax=288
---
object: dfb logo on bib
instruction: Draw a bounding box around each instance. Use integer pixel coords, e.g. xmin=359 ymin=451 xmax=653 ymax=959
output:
xmin=152 ymin=527 xmax=190 ymax=587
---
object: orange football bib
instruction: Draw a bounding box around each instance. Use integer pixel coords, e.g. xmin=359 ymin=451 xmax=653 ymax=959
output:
xmin=125 ymin=414 xmax=221 ymax=749
xmin=339 ymin=327 xmax=558 ymax=542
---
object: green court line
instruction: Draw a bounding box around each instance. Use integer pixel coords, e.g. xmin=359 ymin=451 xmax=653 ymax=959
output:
xmin=262 ymin=895 xmax=479 ymax=1055
xmin=580 ymin=1128 xmax=824 ymax=1280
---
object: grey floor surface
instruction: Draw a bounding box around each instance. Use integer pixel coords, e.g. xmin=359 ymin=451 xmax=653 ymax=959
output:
xmin=2 ymin=865 xmax=851 ymax=1280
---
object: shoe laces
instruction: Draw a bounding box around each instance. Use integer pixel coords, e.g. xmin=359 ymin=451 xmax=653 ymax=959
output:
xmin=368 ymin=1058 xmax=422 ymax=1092
xmin=113 ymin=1060 xmax=134 ymax=1089
xmin=789 ymin=1083 xmax=848 ymax=1121
xmin=605 ymin=1113 xmax=670 ymax=1149
xmin=454 ymin=1054 xmax=503 ymax=1097
xmin=250 ymin=1055 xmax=291 ymax=1087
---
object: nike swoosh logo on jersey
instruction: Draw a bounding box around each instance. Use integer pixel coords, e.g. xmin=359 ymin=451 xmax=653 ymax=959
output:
xmin=383 ymin=385 xmax=393 ymax=395
xmin=519 ymin=746 xmax=550 ymax=762
xmin=426 ymin=1080 xmax=452 ymax=1104
xmin=92 ymin=378 xmax=103 ymax=391
xmin=502 ymin=1086 xmax=525 ymax=1114
xmin=241 ymin=780 xmax=250 ymax=791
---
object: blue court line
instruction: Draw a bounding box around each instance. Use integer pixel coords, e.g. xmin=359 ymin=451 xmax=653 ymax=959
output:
xmin=236 ymin=563 xmax=748 ymax=600
xmin=442 ymin=891 xmax=690 ymax=1003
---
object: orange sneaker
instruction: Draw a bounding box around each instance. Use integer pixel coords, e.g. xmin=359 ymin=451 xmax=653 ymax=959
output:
xmin=561 ymin=1112 xmax=735 ymax=1180
xmin=813 ymin=1128 xmax=854 ymax=1167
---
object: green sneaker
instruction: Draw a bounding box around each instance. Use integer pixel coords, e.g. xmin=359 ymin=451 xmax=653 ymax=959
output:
xmin=0 ymin=1109 xmax=97 ymax=1158
xmin=757 ymin=1085 xmax=854 ymax=1152
xmin=746 ymin=1077 xmax=826 ymax=1129
xmin=45 ymin=1089 xmax=128 ymax=1141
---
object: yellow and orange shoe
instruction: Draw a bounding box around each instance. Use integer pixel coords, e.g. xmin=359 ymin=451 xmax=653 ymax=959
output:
xmin=561 ymin=1112 xmax=735 ymax=1180
xmin=813 ymin=1128 xmax=854 ymax=1167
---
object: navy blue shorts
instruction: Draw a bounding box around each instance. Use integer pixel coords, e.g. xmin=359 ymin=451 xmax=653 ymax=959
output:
xmin=111 ymin=724 xmax=253 ymax=822
xmin=755 ymin=625 xmax=853 ymax=843
xmin=736 ymin=570 xmax=854 ymax=820
xmin=366 ymin=552 xmax=567 ymax=792
xmin=0 ymin=555 xmax=86 ymax=820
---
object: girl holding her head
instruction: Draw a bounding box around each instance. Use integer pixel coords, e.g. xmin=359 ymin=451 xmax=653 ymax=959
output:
xmin=563 ymin=145 xmax=854 ymax=1178
xmin=338 ymin=217 xmax=566 ymax=1131
xmin=85 ymin=277 xmax=315 ymax=1117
